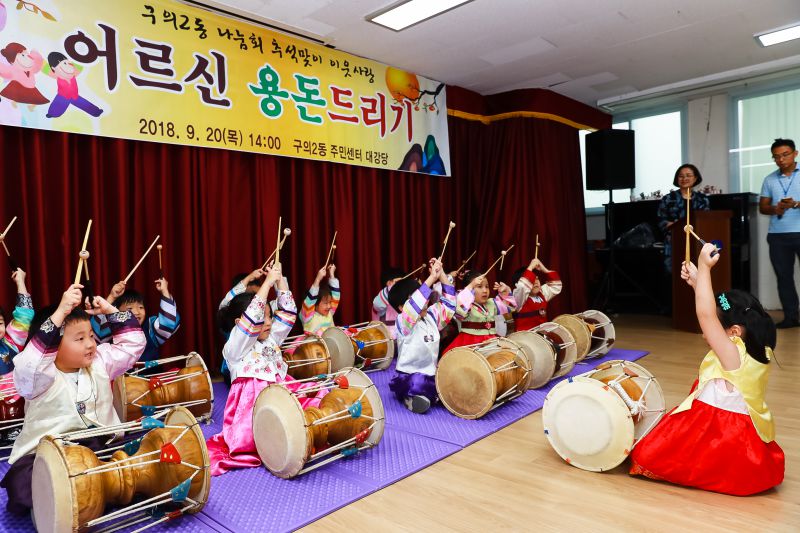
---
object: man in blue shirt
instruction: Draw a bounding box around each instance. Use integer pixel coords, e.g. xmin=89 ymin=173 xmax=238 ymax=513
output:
xmin=759 ymin=138 xmax=800 ymax=328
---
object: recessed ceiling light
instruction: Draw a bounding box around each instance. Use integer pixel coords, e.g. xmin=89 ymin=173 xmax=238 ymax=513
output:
xmin=367 ymin=0 xmax=473 ymax=32
xmin=755 ymin=22 xmax=800 ymax=47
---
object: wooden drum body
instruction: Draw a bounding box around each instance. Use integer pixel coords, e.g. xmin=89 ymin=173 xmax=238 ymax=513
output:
xmin=542 ymin=360 xmax=665 ymax=472
xmin=252 ymin=367 xmax=385 ymax=479
xmin=348 ymin=322 xmax=395 ymax=371
xmin=32 ymin=406 xmax=210 ymax=533
xmin=435 ymin=338 xmax=533 ymax=419
xmin=0 ymin=376 xmax=24 ymax=453
xmin=113 ymin=352 xmax=213 ymax=422
xmin=282 ymin=335 xmax=332 ymax=380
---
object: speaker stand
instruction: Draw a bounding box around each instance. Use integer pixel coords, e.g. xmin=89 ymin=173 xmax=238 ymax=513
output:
xmin=592 ymin=190 xmax=666 ymax=313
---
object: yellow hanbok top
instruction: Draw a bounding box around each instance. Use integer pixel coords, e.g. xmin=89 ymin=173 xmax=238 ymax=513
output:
xmin=672 ymin=336 xmax=774 ymax=442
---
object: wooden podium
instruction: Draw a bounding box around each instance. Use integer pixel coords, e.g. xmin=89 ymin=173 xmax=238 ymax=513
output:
xmin=671 ymin=210 xmax=732 ymax=332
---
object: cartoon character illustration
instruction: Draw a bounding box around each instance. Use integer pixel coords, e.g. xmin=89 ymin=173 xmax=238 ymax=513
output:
xmin=398 ymin=135 xmax=446 ymax=175
xmin=0 ymin=42 xmax=49 ymax=110
xmin=44 ymin=52 xmax=102 ymax=118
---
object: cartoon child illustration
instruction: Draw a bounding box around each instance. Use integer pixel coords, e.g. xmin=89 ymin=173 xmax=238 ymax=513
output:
xmin=0 ymin=42 xmax=49 ymax=110
xmin=44 ymin=52 xmax=102 ymax=118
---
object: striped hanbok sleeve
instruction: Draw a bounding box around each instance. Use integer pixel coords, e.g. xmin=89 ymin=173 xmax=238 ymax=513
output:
xmin=148 ymin=296 xmax=181 ymax=346
xmin=270 ymin=290 xmax=297 ymax=346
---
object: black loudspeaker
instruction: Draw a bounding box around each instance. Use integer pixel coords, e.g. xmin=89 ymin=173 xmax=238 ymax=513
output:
xmin=585 ymin=129 xmax=635 ymax=190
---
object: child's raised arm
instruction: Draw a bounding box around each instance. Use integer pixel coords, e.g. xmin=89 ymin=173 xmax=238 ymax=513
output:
xmin=693 ymin=244 xmax=740 ymax=370
xmin=87 ymin=296 xmax=147 ymax=380
xmin=1 ymin=269 xmax=35 ymax=361
xmin=327 ymin=264 xmax=340 ymax=316
xmin=148 ymin=277 xmax=180 ymax=346
xmin=301 ymin=267 xmax=327 ymax=325
xmin=13 ymin=284 xmax=82 ymax=399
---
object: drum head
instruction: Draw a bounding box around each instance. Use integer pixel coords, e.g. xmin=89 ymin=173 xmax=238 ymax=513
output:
xmin=340 ymin=367 xmax=385 ymax=446
xmin=577 ymin=310 xmax=616 ymax=359
xmin=507 ymin=331 xmax=556 ymax=389
xmin=322 ymin=328 xmax=356 ymax=371
xmin=32 ymin=437 xmax=73 ymax=533
xmin=553 ymin=315 xmax=591 ymax=362
xmin=436 ymin=347 xmax=496 ymax=419
xmin=253 ymin=384 xmax=308 ymax=479
xmin=543 ymin=377 xmax=635 ymax=472
xmin=588 ymin=360 xmax=665 ymax=443
xmin=164 ymin=407 xmax=211 ymax=510
xmin=112 ymin=376 xmax=127 ymax=423
xmin=364 ymin=321 xmax=395 ymax=370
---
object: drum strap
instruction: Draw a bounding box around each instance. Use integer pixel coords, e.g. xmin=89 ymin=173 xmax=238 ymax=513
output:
xmin=460 ymin=321 xmax=494 ymax=330
xmin=515 ymin=310 xmax=544 ymax=319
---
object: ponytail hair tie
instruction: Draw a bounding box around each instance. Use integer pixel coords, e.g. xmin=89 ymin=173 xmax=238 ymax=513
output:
xmin=718 ymin=293 xmax=731 ymax=311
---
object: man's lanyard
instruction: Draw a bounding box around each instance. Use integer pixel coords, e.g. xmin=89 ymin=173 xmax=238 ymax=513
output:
xmin=778 ymin=168 xmax=799 ymax=198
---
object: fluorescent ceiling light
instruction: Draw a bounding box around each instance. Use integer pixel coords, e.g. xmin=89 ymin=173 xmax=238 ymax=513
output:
xmin=368 ymin=0 xmax=473 ymax=31
xmin=755 ymin=22 xmax=800 ymax=47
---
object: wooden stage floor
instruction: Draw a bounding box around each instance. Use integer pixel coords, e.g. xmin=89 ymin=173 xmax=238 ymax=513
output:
xmin=303 ymin=313 xmax=799 ymax=532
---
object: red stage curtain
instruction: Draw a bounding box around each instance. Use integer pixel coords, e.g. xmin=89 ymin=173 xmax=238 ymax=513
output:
xmin=0 ymin=112 xmax=589 ymax=372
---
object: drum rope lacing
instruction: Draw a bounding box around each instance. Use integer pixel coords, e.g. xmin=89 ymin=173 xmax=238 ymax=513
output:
xmin=289 ymin=370 xmax=386 ymax=475
xmin=128 ymin=354 xmax=199 ymax=376
xmin=54 ymin=409 xmax=208 ymax=532
xmin=124 ymin=372 xmax=212 ymax=420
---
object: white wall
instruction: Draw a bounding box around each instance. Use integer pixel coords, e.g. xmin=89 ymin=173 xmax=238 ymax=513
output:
xmin=586 ymin=91 xmax=798 ymax=310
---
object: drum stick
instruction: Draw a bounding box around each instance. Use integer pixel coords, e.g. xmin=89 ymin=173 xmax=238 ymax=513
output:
xmin=534 ymin=234 xmax=540 ymax=261
xmin=685 ymin=191 xmax=691 ymax=264
xmin=455 ymin=250 xmax=476 ymax=275
xmin=0 ymin=240 xmax=9 ymax=257
xmin=123 ymin=235 xmax=160 ymax=283
xmin=438 ymin=221 xmax=456 ymax=262
xmin=0 ymin=216 xmax=16 ymax=239
xmin=684 ymin=225 xmax=719 ymax=258
xmin=400 ymin=263 xmax=426 ymax=281
xmin=74 ymin=220 xmax=93 ymax=285
xmin=483 ymin=244 xmax=515 ymax=277
xmin=157 ymin=244 xmax=164 ymax=278
xmin=323 ymin=230 xmax=337 ymax=269
xmin=275 ymin=217 xmax=282 ymax=265
xmin=261 ymin=229 xmax=291 ymax=270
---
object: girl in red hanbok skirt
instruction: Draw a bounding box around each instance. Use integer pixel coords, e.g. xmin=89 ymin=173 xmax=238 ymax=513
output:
xmin=630 ymin=243 xmax=784 ymax=496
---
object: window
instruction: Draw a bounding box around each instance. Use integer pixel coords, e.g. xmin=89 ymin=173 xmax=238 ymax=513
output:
xmin=582 ymin=110 xmax=683 ymax=210
xmin=733 ymin=86 xmax=800 ymax=194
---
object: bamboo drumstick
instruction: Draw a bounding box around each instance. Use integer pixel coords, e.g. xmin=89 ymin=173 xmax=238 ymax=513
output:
xmin=1 ymin=216 xmax=17 ymax=238
xmin=483 ymin=244 xmax=515 ymax=277
xmin=455 ymin=250 xmax=476 ymax=275
xmin=685 ymin=191 xmax=691 ymax=264
xmin=261 ymin=229 xmax=291 ymax=270
xmin=399 ymin=263 xmax=426 ymax=281
xmin=123 ymin=235 xmax=160 ymax=283
xmin=74 ymin=220 xmax=93 ymax=285
xmin=275 ymin=217 xmax=282 ymax=265
xmin=685 ymin=225 xmax=719 ymax=257
xmin=438 ymin=221 xmax=456 ymax=261
xmin=534 ymin=234 xmax=540 ymax=261
xmin=323 ymin=231 xmax=337 ymax=269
